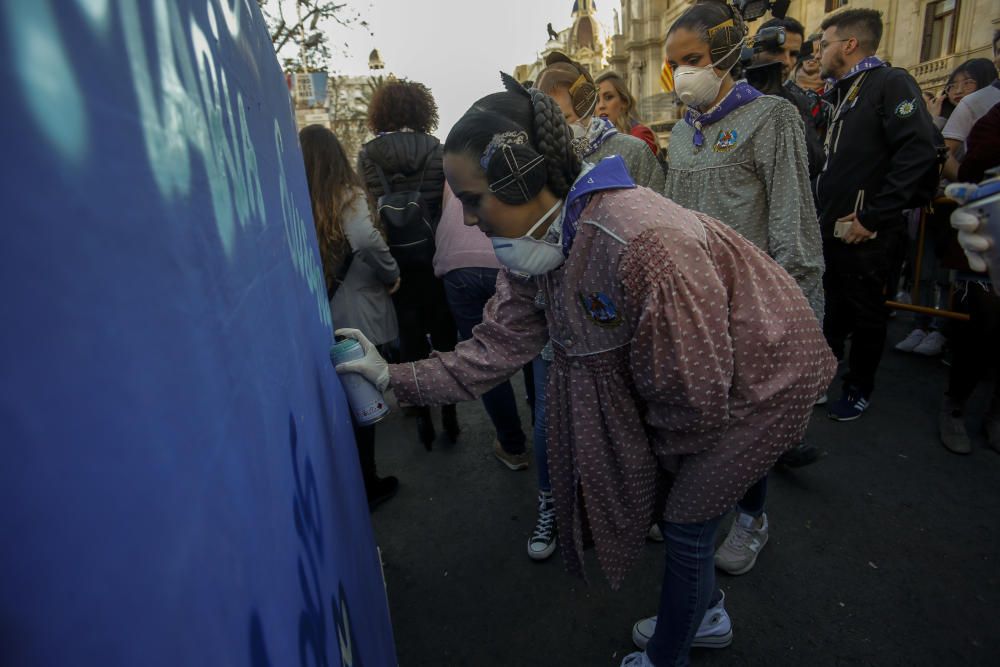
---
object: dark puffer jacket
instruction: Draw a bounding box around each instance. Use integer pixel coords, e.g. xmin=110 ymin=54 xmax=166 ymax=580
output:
xmin=358 ymin=132 xmax=445 ymax=225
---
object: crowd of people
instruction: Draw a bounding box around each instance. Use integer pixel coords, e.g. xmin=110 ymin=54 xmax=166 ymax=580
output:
xmin=298 ymin=2 xmax=1000 ymax=664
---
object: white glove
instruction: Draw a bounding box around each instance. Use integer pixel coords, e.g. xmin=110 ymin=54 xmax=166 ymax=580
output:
xmin=334 ymin=328 xmax=390 ymax=392
xmin=950 ymin=210 xmax=991 ymax=273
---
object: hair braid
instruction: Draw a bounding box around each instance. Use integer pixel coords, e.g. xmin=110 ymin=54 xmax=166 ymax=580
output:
xmin=528 ymin=88 xmax=580 ymax=199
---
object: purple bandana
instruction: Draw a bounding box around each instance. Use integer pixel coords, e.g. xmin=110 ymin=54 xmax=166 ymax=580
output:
xmin=828 ymin=55 xmax=886 ymax=86
xmin=560 ymin=155 xmax=636 ymax=255
xmin=683 ymin=81 xmax=762 ymax=147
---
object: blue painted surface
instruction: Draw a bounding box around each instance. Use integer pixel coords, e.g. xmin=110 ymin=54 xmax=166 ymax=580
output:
xmin=0 ymin=1 xmax=395 ymax=665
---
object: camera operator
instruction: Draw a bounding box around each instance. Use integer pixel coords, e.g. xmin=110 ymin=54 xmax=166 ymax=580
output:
xmin=746 ymin=17 xmax=825 ymax=178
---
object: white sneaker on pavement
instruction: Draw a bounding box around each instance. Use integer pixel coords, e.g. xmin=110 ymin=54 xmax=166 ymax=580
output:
xmin=620 ymin=651 xmax=654 ymax=667
xmin=913 ymin=330 xmax=946 ymax=356
xmin=715 ymin=512 xmax=769 ymax=575
xmin=894 ymin=328 xmax=927 ymax=352
xmin=631 ymin=590 xmax=734 ymax=651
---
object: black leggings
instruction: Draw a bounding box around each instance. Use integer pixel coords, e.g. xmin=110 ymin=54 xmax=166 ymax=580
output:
xmin=392 ymin=267 xmax=457 ymax=363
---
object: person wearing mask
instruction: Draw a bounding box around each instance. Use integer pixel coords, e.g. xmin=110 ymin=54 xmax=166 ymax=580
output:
xmin=895 ymin=58 xmax=998 ymax=358
xmin=334 ymin=77 xmax=835 ymax=667
xmin=661 ymin=1 xmax=827 ymax=577
xmin=815 ymin=8 xmax=938 ymax=421
xmin=527 ymin=53 xmax=669 ymax=556
xmin=299 ymin=125 xmax=401 ymax=507
xmin=358 ymin=79 xmax=459 ymax=449
xmin=434 ymin=183 xmax=531 ymax=471
xmin=594 ymin=71 xmax=659 ymax=156
xmin=535 ymin=52 xmax=665 ymax=192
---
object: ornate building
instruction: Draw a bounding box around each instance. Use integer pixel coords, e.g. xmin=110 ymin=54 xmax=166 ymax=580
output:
xmin=520 ymin=1 xmax=998 ymax=148
xmin=513 ymin=0 xmax=609 ymax=85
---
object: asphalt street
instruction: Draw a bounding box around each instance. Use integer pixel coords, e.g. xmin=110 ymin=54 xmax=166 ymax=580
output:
xmin=368 ymin=317 xmax=1000 ymax=666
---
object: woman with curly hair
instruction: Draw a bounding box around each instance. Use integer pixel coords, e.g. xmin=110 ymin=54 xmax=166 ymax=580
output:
xmin=334 ymin=74 xmax=835 ymax=666
xmin=299 ymin=124 xmax=401 ymax=507
xmin=358 ymin=79 xmax=460 ymax=449
xmin=594 ymin=71 xmax=659 ymax=155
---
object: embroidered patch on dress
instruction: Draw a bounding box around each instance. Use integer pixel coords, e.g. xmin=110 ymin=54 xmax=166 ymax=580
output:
xmin=579 ymin=291 xmax=622 ymax=327
xmin=894 ymin=99 xmax=916 ymax=118
xmin=713 ymin=129 xmax=739 ymax=152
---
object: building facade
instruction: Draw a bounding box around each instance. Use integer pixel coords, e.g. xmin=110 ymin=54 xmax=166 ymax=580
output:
xmin=519 ymin=1 xmax=998 ymax=148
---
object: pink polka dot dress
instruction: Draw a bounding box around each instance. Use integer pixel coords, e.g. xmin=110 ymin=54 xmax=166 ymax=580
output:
xmin=389 ymin=186 xmax=836 ymax=589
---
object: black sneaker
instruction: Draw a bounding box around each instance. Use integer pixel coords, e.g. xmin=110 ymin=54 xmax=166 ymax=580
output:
xmin=777 ymin=441 xmax=821 ymax=468
xmin=827 ymin=387 xmax=870 ymax=422
xmin=366 ymin=475 xmax=399 ymax=509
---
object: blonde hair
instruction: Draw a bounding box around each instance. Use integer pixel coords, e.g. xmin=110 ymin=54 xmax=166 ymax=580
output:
xmin=594 ymin=71 xmax=637 ymax=134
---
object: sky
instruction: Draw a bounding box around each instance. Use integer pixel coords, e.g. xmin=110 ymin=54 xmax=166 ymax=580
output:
xmin=319 ymin=0 xmax=621 ymax=137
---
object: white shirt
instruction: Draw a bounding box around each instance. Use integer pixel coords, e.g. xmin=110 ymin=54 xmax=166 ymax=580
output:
xmin=942 ymin=82 xmax=1000 ymax=144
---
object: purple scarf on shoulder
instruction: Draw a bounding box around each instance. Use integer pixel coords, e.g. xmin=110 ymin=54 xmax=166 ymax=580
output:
xmin=683 ymin=80 xmax=762 ymax=147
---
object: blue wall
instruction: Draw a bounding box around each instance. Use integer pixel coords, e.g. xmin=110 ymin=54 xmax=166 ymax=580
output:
xmin=0 ymin=1 xmax=395 ymax=665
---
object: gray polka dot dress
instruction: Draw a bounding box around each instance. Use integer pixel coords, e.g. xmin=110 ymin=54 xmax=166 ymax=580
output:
xmin=389 ymin=186 xmax=836 ymax=589
xmin=665 ymin=94 xmax=826 ymax=321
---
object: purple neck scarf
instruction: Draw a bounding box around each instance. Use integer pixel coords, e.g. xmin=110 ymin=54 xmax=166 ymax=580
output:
xmin=560 ymin=156 xmax=636 ymax=255
xmin=683 ymin=81 xmax=762 ymax=147
xmin=829 ymin=56 xmax=886 ymax=87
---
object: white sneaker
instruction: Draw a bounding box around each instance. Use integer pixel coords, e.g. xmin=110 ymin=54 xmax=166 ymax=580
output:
xmin=631 ymin=590 xmax=734 ymax=650
xmin=527 ymin=491 xmax=557 ymax=561
xmin=714 ymin=512 xmax=769 ymax=575
xmin=619 ymin=651 xmax=653 ymax=667
xmin=894 ymin=328 xmax=927 ymax=352
xmin=647 ymin=524 xmax=664 ymax=542
xmin=913 ymin=330 xmax=946 ymax=356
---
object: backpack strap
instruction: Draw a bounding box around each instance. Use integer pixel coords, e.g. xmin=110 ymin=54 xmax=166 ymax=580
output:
xmin=363 ymin=147 xmax=394 ymax=196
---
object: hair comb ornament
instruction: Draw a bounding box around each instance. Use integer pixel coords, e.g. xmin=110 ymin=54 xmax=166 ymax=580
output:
xmin=481 ymin=131 xmax=529 ymax=170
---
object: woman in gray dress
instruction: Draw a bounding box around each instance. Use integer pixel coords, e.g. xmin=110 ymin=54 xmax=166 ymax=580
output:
xmin=300 ymin=124 xmax=401 ymax=508
xmin=663 ymin=1 xmax=826 ymax=580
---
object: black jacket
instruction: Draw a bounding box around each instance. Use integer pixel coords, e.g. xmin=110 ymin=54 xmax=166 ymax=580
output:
xmin=358 ymin=132 xmax=445 ymax=225
xmin=815 ymin=65 xmax=937 ymax=240
xmin=780 ymin=81 xmax=825 ymax=179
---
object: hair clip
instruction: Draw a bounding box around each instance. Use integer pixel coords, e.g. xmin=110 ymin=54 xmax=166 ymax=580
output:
xmin=480 ymin=130 xmax=529 ymax=170
xmin=488 ymin=145 xmax=545 ymax=200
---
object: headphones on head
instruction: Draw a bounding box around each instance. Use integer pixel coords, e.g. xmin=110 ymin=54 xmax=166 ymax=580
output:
xmin=707 ymin=2 xmax=749 ymax=69
xmin=543 ymin=52 xmax=597 ymax=119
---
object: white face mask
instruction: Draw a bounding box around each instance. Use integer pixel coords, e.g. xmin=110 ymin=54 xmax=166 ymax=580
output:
xmin=673 ymin=42 xmax=743 ymax=110
xmin=490 ymin=201 xmax=565 ymax=276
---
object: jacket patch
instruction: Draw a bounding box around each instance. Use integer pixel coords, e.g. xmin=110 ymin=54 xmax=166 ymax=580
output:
xmin=579 ymin=291 xmax=621 ymax=327
xmin=713 ymin=129 xmax=739 ymax=152
xmin=894 ymin=99 xmax=916 ymax=118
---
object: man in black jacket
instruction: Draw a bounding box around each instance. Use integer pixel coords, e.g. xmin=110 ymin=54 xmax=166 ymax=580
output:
xmin=815 ymin=8 xmax=937 ymax=421
xmin=749 ymin=16 xmax=825 ymax=179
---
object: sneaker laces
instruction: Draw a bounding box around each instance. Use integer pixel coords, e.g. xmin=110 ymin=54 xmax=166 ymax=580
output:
xmin=530 ymin=494 xmax=556 ymax=545
xmin=722 ymin=522 xmax=754 ymax=551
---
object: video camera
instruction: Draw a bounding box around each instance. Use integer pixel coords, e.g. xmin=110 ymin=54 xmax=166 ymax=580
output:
xmin=733 ymin=0 xmax=790 ymax=22
xmin=739 ymin=25 xmax=785 ymax=68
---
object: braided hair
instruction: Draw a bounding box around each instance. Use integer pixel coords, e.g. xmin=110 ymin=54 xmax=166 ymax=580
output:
xmin=444 ymin=73 xmax=581 ymax=204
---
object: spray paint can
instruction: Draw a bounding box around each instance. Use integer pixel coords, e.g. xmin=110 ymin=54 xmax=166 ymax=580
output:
xmin=330 ymin=338 xmax=389 ymax=425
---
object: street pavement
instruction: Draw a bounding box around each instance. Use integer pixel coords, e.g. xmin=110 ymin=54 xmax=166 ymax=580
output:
xmin=369 ymin=318 xmax=1000 ymax=666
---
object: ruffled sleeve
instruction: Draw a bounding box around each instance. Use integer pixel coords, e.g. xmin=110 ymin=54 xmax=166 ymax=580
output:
xmin=750 ymin=100 xmax=825 ymax=322
xmin=389 ymin=269 xmax=548 ymax=405
xmin=620 ymin=227 xmax=734 ymax=455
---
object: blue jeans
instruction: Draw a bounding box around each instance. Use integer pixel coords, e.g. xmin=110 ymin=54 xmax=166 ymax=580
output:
xmin=647 ymin=516 xmax=724 ymax=667
xmin=532 ymin=355 xmax=551 ymax=492
xmin=442 ymin=268 xmax=526 ymax=454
